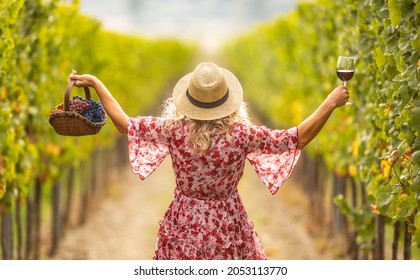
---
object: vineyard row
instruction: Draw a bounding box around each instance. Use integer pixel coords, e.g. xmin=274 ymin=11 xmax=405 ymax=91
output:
xmin=224 ymin=0 xmax=419 ymax=258
xmin=0 ymin=0 xmax=195 ymax=259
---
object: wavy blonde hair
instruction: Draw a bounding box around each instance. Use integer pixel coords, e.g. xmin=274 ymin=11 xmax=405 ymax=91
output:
xmin=161 ymin=98 xmax=251 ymax=153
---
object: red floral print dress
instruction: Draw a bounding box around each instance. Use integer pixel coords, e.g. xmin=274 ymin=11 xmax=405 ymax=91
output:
xmin=127 ymin=116 xmax=301 ymax=260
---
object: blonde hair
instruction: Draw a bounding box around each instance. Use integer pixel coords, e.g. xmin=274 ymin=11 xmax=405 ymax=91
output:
xmin=161 ymin=98 xmax=251 ymax=153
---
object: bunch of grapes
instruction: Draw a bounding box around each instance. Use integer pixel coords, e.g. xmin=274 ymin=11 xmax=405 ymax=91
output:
xmin=72 ymin=96 xmax=106 ymax=123
xmin=69 ymin=98 xmax=89 ymax=115
xmin=84 ymin=100 xmax=106 ymax=123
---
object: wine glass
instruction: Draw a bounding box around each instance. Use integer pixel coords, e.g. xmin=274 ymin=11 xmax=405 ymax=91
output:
xmin=336 ymin=56 xmax=355 ymax=105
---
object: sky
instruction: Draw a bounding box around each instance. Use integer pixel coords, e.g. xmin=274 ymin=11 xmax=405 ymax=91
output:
xmin=80 ymin=0 xmax=299 ymax=53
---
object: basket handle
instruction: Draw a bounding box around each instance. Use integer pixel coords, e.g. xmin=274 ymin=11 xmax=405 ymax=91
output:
xmin=64 ymin=80 xmax=92 ymax=111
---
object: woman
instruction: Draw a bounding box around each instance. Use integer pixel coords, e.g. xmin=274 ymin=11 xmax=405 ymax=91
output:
xmin=69 ymin=62 xmax=349 ymax=259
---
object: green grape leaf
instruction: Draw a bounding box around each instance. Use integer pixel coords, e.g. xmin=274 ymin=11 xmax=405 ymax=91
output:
xmin=375 ymin=184 xmax=395 ymax=211
xmin=374 ymin=47 xmax=386 ymax=68
xmin=394 ymin=115 xmax=403 ymax=129
xmin=412 ymin=106 xmax=420 ymax=131
xmin=334 ymin=194 xmax=351 ymax=215
xmin=414 ymin=137 xmax=420 ymax=152
xmin=415 ymin=1 xmax=420 ymax=14
xmin=413 ymin=151 xmax=420 ymax=166
xmin=388 ymin=0 xmax=402 ymax=27
xmin=411 ymin=175 xmax=420 ymax=193
xmin=391 ymin=193 xmax=416 ymax=219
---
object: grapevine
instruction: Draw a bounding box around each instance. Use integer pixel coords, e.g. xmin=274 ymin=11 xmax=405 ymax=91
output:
xmin=0 ymin=0 xmax=195 ymax=259
xmin=0 ymin=0 xmax=194 ymax=199
xmin=224 ymin=0 xmax=419 ymax=257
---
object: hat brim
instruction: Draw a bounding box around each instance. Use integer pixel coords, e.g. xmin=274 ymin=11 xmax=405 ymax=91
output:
xmin=172 ymin=68 xmax=243 ymax=121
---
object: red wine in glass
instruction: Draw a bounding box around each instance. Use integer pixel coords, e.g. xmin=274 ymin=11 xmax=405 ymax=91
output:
xmin=336 ymin=69 xmax=354 ymax=84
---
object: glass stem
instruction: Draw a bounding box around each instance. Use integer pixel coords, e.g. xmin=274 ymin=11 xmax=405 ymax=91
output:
xmin=343 ymin=81 xmax=350 ymax=105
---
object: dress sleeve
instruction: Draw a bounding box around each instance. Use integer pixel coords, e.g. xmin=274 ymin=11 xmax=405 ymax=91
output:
xmin=245 ymin=125 xmax=301 ymax=195
xmin=127 ymin=116 xmax=170 ymax=180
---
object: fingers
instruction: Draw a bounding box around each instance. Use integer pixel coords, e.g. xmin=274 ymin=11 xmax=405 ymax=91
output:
xmin=342 ymin=88 xmax=350 ymax=106
xmin=331 ymin=85 xmax=350 ymax=107
xmin=337 ymin=84 xmax=348 ymax=91
xmin=69 ymin=70 xmax=77 ymax=78
xmin=67 ymin=71 xmax=96 ymax=88
xmin=338 ymin=84 xmax=349 ymax=97
xmin=68 ymin=70 xmax=76 ymax=86
xmin=68 ymin=70 xmax=83 ymax=87
xmin=344 ymin=88 xmax=349 ymax=97
xmin=68 ymin=70 xmax=79 ymax=85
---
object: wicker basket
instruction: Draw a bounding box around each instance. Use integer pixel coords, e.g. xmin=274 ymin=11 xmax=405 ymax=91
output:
xmin=49 ymin=80 xmax=106 ymax=136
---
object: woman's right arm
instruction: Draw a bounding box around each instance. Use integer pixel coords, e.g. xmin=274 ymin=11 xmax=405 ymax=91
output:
xmin=296 ymin=85 xmax=349 ymax=149
xmin=69 ymin=71 xmax=129 ymax=134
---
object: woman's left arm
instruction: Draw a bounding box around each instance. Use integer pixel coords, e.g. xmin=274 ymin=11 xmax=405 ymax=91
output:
xmin=69 ymin=71 xmax=129 ymax=134
xmin=296 ymin=85 xmax=349 ymax=149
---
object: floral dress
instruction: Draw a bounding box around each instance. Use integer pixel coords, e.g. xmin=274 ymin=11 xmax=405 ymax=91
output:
xmin=127 ymin=116 xmax=301 ymax=260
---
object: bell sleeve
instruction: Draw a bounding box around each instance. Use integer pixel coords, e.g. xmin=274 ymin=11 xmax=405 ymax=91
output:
xmin=127 ymin=116 xmax=170 ymax=180
xmin=246 ymin=125 xmax=301 ymax=195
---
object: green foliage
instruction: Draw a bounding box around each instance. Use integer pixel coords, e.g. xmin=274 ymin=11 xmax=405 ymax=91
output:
xmin=0 ymin=1 xmax=195 ymax=202
xmin=224 ymin=0 xmax=419 ymax=253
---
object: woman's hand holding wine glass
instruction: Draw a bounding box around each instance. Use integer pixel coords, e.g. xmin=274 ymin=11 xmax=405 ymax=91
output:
xmin=327 ymin=85 xmax=350 ymax=108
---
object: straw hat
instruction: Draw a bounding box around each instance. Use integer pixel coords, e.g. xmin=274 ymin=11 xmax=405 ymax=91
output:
xmin=172 ymin=62 xmax=243 ymax=120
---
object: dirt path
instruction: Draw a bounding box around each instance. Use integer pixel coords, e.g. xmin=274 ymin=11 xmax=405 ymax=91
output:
xmin=51 ymin=158 xmax=332 ymax=260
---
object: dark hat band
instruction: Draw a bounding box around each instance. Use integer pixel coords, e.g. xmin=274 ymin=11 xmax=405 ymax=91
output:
xmin=186 ymin=88 xmax=229 ymax=109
